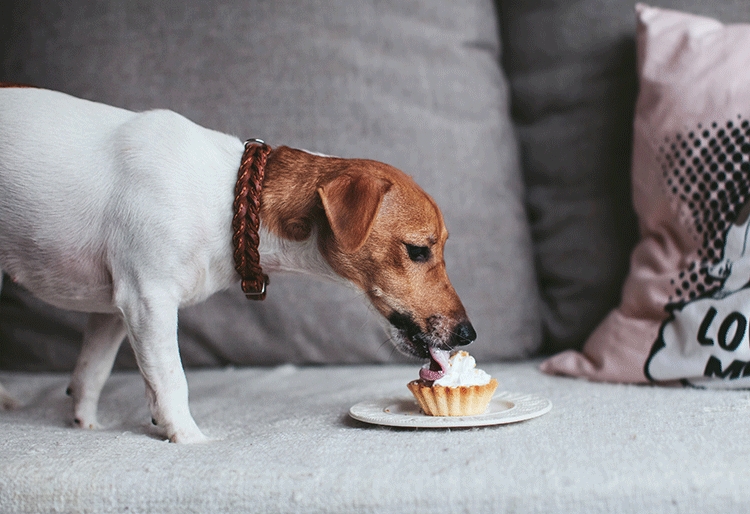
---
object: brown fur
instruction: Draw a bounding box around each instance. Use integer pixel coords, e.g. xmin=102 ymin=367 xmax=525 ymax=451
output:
xmin=261 ymin=146 xmax=473 ymax=356
xmin=0 ymin=82 xmax=37 ymax=88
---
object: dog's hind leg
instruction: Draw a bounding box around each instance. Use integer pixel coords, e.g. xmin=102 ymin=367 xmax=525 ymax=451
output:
xmin=67 ymin=312 xmax=127 ymax=429
xmin=0 ymin=270 xmax=19 ymax=410
xmin=0 ymin=382 xmax=20 ymax=410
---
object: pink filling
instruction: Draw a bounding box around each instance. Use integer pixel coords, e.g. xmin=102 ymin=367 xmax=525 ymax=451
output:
xmin=419 ymin=347 xmax=450 ymax=382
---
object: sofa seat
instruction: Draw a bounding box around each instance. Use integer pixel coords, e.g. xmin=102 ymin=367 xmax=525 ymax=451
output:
xmin=2 ymin=360 xmax=748 ymax=513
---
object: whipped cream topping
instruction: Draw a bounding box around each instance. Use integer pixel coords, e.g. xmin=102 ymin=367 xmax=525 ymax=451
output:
xmin=420 ymin=350 xmax=492 ymax=387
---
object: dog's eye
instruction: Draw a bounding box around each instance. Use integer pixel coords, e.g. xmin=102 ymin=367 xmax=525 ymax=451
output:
xmin=405 ymin=243 xmax=430 ymax=263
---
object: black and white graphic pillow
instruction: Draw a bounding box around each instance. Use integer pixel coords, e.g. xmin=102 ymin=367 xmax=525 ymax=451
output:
xmin=646 ymin=116 xmax=750 ymax=387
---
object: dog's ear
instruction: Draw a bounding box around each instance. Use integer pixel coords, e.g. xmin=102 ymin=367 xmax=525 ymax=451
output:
xmin=318 ymin=173 xmax=392 ymax=253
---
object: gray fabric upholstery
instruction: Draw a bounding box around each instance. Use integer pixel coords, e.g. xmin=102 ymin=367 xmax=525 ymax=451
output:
xmin=498 ymin=0 xmax=641 ymax=353
xmin=3 ymin=361 xmax=750 ymax=513
xmin=498 ymin=0 xmax=750 ymax=353
xmin=0 ymin=0 xmax=541 ymax=368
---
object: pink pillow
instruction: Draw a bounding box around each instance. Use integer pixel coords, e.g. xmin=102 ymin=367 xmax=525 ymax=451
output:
xmin=541 ymin=4 xmax=750 ymax=388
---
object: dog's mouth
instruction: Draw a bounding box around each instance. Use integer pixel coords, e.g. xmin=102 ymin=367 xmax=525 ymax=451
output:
xmin=420 ymin=347 xmax=451 ymax=382
xmin=386 ymin=311 xmax=461 ymax=381
xmin=387 ymin=311 xmax=433 ymax=357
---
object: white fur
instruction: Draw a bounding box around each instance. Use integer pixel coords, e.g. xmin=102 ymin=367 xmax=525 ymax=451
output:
xmin=0 ymin=88 xmax=334 ymax=442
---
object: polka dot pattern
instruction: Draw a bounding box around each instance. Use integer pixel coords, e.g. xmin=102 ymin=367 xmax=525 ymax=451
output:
xmin=658 ymin=115 xmax=750 ymax=304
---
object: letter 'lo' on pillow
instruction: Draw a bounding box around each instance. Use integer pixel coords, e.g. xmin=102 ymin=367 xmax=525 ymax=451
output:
xmin=541 ymin=4 xmax=750 ymax=388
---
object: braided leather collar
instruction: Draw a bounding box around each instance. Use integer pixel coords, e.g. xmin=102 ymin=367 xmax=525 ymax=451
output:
xmin=232 ymin=139 xmax=271 ymax=300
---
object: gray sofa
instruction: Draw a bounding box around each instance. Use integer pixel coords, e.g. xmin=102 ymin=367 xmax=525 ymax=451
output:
xmin=2 ymin=0 xmax=750 ymax=512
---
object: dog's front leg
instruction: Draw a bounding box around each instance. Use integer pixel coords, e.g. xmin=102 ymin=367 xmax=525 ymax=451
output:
xmin=67 ymin=313 xmax=127 ymax=429
xmin=119 ymin=294 xmax=207 ymax=443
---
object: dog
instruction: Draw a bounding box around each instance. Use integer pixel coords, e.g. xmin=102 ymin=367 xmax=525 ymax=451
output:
xmin=0 ymin=86 xmax=475 ymax=442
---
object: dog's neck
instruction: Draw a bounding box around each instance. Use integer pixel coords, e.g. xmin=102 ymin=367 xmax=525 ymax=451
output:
xmin=260 ymin=146 xmax=337 ymax=243
xmin=254 ymin=146 xmax=344 ymax=284
xmin=256 ymin=224 xmax=341 ymax=283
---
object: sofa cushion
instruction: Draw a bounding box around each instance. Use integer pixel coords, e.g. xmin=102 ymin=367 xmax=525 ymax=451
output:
xmin=498 ymin=0 xmax=641 ymax=353
xmin=2 ymin=361 xmax=750 ymax=513
xmin=498 ymin=0 xmax=750 ymax=353
xmin=0 ymin=0 xmax=541 ymax=369
xmin=541 ymin=4 xmax=750 ymax=386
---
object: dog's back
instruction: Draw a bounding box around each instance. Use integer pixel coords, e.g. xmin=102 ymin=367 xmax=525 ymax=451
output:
xmin=0 ymin=88 xmax=240 ymax=311
xmin=0 ymin=89 xmax=135 ymax=307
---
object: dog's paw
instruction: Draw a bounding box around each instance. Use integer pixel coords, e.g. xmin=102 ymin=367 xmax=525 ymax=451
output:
xmin=167 ymin=426 xmax=210 ymax=444
xmin=72 ymin=416 xmax=101 ymax=430
xmin=159 ymin=419 xmax=209 ymax=444
xmin=71 ymin=401 xmax=101 ymax=430
xmin=0 ymin=392 xmax=20 ymax=410
xmin=146 ymin=420 xmax=210 ymax=443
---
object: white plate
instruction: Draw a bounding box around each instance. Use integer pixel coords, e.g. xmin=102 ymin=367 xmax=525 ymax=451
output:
xmin=349 ymin=391 xmax=552 ymax=428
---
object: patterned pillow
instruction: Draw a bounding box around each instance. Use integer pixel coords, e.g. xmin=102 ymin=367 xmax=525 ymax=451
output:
xmin=541 ymin=4 xmax=750 ymax=387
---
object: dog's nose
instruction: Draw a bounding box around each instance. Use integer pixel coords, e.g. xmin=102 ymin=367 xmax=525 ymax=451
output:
xmin=451 ymin=321 xmax=476 ymax=347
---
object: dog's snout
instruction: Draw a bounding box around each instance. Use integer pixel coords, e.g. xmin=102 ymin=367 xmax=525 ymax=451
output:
xmin=451 ymin=321 xmax=476 ymax=347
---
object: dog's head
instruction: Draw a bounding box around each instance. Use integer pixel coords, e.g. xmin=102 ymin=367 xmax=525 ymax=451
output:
xmin=262 ymin=147 xmax=476 ymax=360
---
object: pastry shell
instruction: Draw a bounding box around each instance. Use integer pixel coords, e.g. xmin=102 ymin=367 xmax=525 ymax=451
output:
xmin=407 ymin=378 xmax=498 ymax=416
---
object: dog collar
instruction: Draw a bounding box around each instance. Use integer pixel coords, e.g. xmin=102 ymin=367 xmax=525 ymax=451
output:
xmin=232 ymin=138 xmax=271 ymax=300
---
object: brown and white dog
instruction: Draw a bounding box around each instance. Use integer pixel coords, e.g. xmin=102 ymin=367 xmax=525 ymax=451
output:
xmin=0 ymin=86 xmax=475 ymax=442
